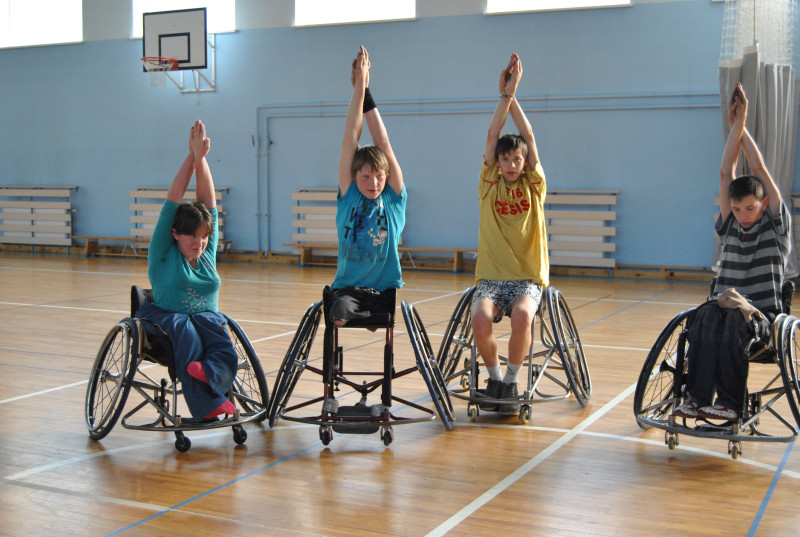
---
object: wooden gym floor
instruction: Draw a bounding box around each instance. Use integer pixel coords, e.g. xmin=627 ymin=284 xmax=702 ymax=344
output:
xmin=0 ymin=253 xmax=798 ymax=536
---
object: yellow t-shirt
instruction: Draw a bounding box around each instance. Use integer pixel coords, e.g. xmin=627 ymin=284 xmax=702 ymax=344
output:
xmin=475 ymin=159 xmax=549 ymax=286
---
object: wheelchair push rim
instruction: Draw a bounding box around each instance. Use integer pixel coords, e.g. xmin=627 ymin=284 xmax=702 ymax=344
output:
xmin=225 ymin=315 xmax=270 ymax=422
xmin=85 ymin=319 xmax=139 ymax=440
xmin=546 ymin=287 xmax=592 ymax=406
xmin=633 ymin=309 xmax=692 ymax=429
xmin=402 ymin=300 xmax=455 ymax=430
xmin=268 ymin=300 xmax=324 ymax=427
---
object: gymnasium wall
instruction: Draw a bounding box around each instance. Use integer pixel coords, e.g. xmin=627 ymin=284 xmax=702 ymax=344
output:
xmin=0 ymin=0 xmax=796 ymax=269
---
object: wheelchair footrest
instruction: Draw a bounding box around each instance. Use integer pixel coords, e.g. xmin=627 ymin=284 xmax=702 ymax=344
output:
xmin=331 ymin=404 xmax=386 ymax=434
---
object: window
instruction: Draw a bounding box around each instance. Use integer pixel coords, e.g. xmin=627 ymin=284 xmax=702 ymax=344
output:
xmin=0 ymin=0 xmax=82 ymax=48
xmin=294 ymin=0 xmax=414 ymax=27
xmin=486 ymin=0 xmax=631 ymax=13
xmin=131 ymin=0 xmax=235 ymax=37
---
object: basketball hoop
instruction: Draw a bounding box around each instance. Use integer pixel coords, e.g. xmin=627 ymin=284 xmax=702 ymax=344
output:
xmin=142 ymin=57 xmax=178 ymax=87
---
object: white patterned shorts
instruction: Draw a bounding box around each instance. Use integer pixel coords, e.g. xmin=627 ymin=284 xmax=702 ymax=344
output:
xmin=472 ymin=279 xmax=543 ymax=323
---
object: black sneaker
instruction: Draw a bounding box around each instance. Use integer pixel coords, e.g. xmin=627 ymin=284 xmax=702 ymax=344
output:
xmin=498 ymin=382 xmax=520 ymax=415
xmin=479 ymin=379 xmax=503 ymax=411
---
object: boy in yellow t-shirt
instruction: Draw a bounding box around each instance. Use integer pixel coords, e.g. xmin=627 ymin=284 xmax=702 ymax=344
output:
xmin=473 ymin=53 xmax=548 ymax=415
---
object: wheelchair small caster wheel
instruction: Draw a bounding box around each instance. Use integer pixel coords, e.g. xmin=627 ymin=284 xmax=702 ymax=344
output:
xmin=461 ymin=375 xmax=470 ymax=389
xmin=175 ymin=432 xmax=191 ymax=452
xmin=468 ymin=404 xmax=479 ymax=422
xmin=320 ymin=426 xmax=332 ymax=446
xmin=381 ymin=426 xmax=394 ymax=446
xmin=728 ymin=441 xmax=742 ymax=460
xmin=519 ymin=405 xmax=531 ymax=424
xmin=666 ymin=431 xmax=678 ymax=450
xmin=233 ymin=425 xmax=247 ymax=445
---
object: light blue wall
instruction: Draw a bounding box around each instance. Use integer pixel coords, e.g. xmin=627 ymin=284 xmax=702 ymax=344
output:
xmin=1 ymin=1 xmax=797 ymax=268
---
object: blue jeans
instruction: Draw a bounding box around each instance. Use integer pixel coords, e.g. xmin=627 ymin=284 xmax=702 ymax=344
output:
xmin=136 ymin=303 xmax=238 ymax=419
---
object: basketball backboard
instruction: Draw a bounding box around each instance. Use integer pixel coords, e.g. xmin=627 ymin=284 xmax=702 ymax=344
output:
xmin=142 ymin=8 xmax=207 ymax=71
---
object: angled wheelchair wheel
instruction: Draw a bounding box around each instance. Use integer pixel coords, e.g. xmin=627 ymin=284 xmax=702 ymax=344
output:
xmin=633 ymin=309 xmax=693 ymax=429
xmin=777 ymin=315 xmax=800 ymax=428
xmin=437 ymin=287 xmax=476 ymax=381
xmin=268 ymin=300 xmax=323 ymax=427
xmin=85 ymin=319 xmax=139 ymax=440
xmin=225 ymin=316 xmax=269 ymax=422
xmin=547 ymin=289 xmax=592 ymax=407
xmin=402 ymin=301 xmax=455 ymax=431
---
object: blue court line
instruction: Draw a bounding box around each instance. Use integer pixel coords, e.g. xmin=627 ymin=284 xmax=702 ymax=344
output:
xmin=747 ymin=440 xmax=796 ymax=537
xmin=102 ymin=392 xmax=439 ymax=536
xmin=102 ymin=378 xmax=441 ymax=535
xmin=103 ymin=441 xmax=322 ymax=537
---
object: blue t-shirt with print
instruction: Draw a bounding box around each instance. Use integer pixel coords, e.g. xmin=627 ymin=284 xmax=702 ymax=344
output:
xmin=331 ymin=182 xmax=406 ymax=291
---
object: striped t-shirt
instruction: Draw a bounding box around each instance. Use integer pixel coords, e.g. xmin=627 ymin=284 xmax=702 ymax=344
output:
xmin=714 ymin=201 xmax=791 ymax=314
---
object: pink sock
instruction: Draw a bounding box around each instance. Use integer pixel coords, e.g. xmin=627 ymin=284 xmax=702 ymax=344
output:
xmin=187 ymin=361 xmax=208 ymax=384
xmin=205 ymin=400 xmax=235 ymax=419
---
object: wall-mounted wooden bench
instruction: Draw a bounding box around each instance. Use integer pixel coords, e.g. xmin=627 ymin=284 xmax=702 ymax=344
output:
xmin=0 ymin=185 xmax=77 ymax=251
xmin=545 ymin=190 xmax=618 ymax=269
xmin=74 ymin=187 xmax=230 ymax=257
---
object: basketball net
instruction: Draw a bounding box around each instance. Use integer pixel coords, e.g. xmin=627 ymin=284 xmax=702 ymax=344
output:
xmin=142 ymin=57 xmax=178 ymax=87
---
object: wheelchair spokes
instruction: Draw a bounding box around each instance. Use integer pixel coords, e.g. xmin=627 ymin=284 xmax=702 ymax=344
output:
xmin=85 ymin=320 xmax=138 ymax=440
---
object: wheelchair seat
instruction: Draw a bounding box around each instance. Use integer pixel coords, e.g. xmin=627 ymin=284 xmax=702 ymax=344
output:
xmin=84 ymin=285 xmax=270 ymax=452
xmin=131 ymin=285 xmax=153 ymax=317
xmin=130 ymin=285 xmax=174 ymax=371
xmin=268 ymin=286 xmax=453 ymax=446
xmin=322 ymin=286 xmax=395 ymax=327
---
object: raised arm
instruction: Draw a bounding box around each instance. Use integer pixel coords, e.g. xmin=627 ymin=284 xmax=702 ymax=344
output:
xmin=720 ymin=84 xmax=780 ymax=219
xmin=507 ymin=57 xmax=539 ymax=168
xmin=338 ymin=46 xmax=368 ymax=194
xmin=166 ymin=127 xmax=197 ymax=204
xmin=719 ymin=85 xmax=746 ymax=220
xmin=483 ymin=53 xmax=522 ymax=166
xmin=363 ymin=52 xmax=403 ymax=195
xmin=166 ymin=120 xmax=215 ymax=209
xmin=190 ymin=120 xmax=216 ymax=209
xmin=741 ymin=124 xmax=781 ymax=213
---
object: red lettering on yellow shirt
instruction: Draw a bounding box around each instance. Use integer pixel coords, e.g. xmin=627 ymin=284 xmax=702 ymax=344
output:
xmin=495 ymin=199 xmax=530 ymax=216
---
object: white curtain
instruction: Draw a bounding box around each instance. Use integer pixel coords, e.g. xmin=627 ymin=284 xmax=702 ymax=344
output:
xmin=717 ymin=43 xmax=800 ymax=277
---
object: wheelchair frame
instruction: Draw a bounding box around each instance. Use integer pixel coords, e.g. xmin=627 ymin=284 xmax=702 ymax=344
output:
xmin=85 ymin=287 xmax=269 ymax=452
xmin=267 ymin=295 xmax=454 ymax=447
xmin=437 ymin=285 xmax=592 ymax=423
xmin=633 ymin=300 xmax=800 ymax=460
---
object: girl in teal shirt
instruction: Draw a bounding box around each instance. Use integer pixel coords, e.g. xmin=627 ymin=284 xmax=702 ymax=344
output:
xmin=136 ymin=120 xmax=237 ymax=421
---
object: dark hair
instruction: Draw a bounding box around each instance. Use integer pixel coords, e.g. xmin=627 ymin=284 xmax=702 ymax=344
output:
xmin=495 ymin=134 xmax=529 ymax=161
xmin=728 ymin=175 xmax=765 ymax=202
xmin=351 ymin=145 xmax=389 ymax=179
xmin=172 ymin=202 xmax=213 ymax=236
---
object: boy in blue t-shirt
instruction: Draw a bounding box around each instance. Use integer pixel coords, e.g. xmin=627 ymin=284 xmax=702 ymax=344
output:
xmin=327 ymin=46 xmax=406 ymax=324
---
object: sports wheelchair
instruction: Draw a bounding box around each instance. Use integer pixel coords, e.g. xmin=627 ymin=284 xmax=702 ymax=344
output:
xmin=633 ymin=281 xmax=800 ymax=459
xmin=437 ymin=285 xmax=591 ymax=423
xmin=267 ymin=287 xmax=454 ymax=447
xmin=85 ymin=286 xmax=270 ymax=452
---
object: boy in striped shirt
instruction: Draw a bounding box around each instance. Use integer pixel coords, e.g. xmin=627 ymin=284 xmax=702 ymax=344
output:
xmin=674 ymin=83 xmax=791 ymax=421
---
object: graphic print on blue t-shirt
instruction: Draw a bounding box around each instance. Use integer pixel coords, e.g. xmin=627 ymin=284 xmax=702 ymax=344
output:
xmin=341 ymin=195 xmax=387 ymax=262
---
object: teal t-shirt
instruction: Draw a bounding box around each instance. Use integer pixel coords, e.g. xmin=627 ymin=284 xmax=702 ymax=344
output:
xmin=331 ymin=182 xmax=406 ymax=291
xmin=147 ymin=201 xmax=220 ymax=314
